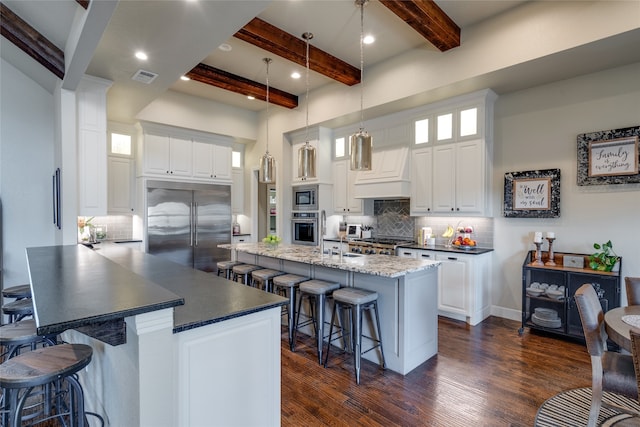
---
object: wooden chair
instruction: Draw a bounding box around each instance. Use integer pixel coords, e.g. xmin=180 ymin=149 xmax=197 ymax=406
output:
xmin=626 ymin=277 xmax=640 ymax=306
xmin=574 ymin=283 xmax=639 ymax=426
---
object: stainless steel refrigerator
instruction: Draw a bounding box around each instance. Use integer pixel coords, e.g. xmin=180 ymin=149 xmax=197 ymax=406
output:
xmin=146 ymin=180 xmax=231 ymax=272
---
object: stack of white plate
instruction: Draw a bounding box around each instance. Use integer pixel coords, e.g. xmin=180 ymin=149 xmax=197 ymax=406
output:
xmin=532 ymin=307 xmax=562 ymax=328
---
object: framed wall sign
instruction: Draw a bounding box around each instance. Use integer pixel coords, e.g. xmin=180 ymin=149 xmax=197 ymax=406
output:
xmin=504 ymin=169 xmax=560 ymax=218
xmin=578 ymin=125 xmax=640 ymax=185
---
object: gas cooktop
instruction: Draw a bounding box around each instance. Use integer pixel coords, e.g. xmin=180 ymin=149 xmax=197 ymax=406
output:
xmin=355 ymin=238 xmax=414 ymax=246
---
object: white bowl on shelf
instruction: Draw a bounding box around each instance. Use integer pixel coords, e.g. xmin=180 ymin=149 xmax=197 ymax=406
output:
xmin=545 ymin=289 xmax=564 ymax=299
xmin=526 ymin=288 xmax=544 ymax=297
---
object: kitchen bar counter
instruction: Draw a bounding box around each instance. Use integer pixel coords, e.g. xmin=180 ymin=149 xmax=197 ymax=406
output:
xmin=226 ymin=242 xmax=441 ymax=375
xmin=26 ymin=244 xmax=286 ymax=426
xmin=220 ymin=242 xmax=440 ymax=278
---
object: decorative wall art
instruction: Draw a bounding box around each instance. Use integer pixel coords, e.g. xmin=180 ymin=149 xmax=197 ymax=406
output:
xmin=577 ymin=125 xmax=640 ymax=185
xmin=503 ymin=169 xmax=561 ymax=218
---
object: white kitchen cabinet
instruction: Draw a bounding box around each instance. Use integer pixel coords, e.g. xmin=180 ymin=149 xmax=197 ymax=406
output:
xmin=142 ymin=132 xmax=193 ymax=177
xmin=108 ymin=156 xmax=134 ymax=214
xmin=232 ymin=234 xmax=252 ymax=244
xmin=77 ymin=75 xmax=112 ymax=216
xmin=193 ymin=141 xmax=232 ymax=181
xmin=396 ymin=248 xmax=437 ymax=261
xmin=352 ymin=146 xmax=411 ymax=199
xmin=435 ymin=251 xmax=491 ymax=326
xmin=333 ymin=159 xmax=363 ymax=214
xmin=410 ymin=147 xmax=433 ymax=215
xmin=232 ymin=168 xmax=244 ymax=214
xmin=432 ymin=139 xmax=485 ymax=214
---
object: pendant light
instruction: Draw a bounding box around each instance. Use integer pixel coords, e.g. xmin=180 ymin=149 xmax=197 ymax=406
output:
xmin=350 ymin=0 xmax=373 ymax=171
xmin=298 ymin=32 xmax=317 ymax=179
xmin=259 ymin=58 xmax=276 ymax=183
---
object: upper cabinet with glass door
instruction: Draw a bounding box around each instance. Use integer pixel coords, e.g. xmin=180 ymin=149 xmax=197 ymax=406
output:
xmin=410 ymin=89 xmax=497 ymax=217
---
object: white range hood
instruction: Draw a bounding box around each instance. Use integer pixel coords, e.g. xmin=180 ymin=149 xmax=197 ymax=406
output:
xmin=352 ymin=146 xmax=410 ymax=199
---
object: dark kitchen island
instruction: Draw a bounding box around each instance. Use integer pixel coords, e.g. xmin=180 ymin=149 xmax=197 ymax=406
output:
xmin=26 ymin=244 xmax=287 ymax=427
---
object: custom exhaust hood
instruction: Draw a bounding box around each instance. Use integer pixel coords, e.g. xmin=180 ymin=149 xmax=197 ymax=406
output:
xmin=352 ymin=146 xmax=410 ymax=199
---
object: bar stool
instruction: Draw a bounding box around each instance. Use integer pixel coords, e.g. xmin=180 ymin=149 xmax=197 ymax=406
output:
xmin=2 ymin=284 xmax=32 ymax=300
xmin=272 ymin=274 xmax=309 ymax=351
xmin=294 ymin=279 xmax=340 ymax=364
xmin=324 ymin=287 xmax=386 ymax=384
xmin=0 ymin=320 xmax=57 ymax=361
xmin=2 ymin=298 xmax=34 ymax=323
xmin=216 ymin=260 xmax=241 ymax=280
xmin=232 ymin=264 xmax=261 ymax=285
xmin=0 ymin=343 xmax=98 ymax=427
xmin=250 ymin=269 xmax=285 ymax=292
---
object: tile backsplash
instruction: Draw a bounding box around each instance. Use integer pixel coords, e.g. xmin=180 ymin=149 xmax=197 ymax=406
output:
xmin=374 ymin=199 xmax=414 ymax=238
xmin=79 ymin=215 xmax=134 ymax=241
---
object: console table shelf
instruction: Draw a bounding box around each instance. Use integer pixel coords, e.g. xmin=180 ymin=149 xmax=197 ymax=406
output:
xmin=519 ymin=250 xmax=622 ymax=343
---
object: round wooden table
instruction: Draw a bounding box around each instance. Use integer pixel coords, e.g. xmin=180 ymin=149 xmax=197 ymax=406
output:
xmin=604 ymin=305 xmax=640 ymax=352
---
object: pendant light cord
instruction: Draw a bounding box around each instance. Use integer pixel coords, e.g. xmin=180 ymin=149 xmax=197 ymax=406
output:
xmin=264 ymin=58 xmax=271 ymax=154
xmin=359 ymin=0 xmax=365 ymax=131
xmin=303 ymin=32 xmax=313 ymax=145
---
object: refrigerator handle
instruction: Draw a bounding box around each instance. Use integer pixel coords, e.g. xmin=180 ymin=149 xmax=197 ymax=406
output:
xmin=194 ymin=202 xmax=199 ymax=247
xmin=189 ymin=202 xmax=194 ymax=247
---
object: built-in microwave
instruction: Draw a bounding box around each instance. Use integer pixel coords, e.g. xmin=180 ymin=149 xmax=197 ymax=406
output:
xmin=292 ymin=185 xmax=318 ymax=211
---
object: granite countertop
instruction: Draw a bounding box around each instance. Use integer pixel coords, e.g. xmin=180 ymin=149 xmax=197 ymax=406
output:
xmin=220 ymin=243 xmax=440 ymax=278
xmin=397 ymin=243 xmax=494 ymax=255
xmin=27 ymin=244 xmax=287 ymax=337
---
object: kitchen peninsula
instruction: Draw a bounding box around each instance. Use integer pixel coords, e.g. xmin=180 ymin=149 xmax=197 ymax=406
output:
xmin=223 ymin=242 xmax=441 ymax=375
xmin=26 ymin=244 xmax=287 ymax=427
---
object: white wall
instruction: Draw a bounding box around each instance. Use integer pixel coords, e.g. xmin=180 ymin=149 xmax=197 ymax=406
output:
xmin=0 ymin=58 xmax=57 ymax=286
xmin=491 ymin=62 xmax=640 ymax=320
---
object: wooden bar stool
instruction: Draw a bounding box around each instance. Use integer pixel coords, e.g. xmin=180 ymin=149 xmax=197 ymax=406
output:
xmin=0 ymin=343 xmax=99 ymax=427
xmin=324 ymin=287 xmax=386 ymax=384
xmin=272 ymin=274 xmax=309 ymax=351
xmin=232 ymin=264 xmax=260 ymax=285
xmin=0 ymin=320 xmax=57 ymax=361
xmin=216 ymin=260 xmax=240 ymax=280
xmin=295 ymin=279 xmax=341 ymax=364
xmin=2 ymin=298 xmax=34 ymax=323
xmin=250 ymin=269 xmax=285 ymax=292
xmin=2 ymin=284 xmax=32 ymax=300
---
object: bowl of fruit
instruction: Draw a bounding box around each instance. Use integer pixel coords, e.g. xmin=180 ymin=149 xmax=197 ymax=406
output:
xmin=452 ymin=226 xmax=477 ymax=249
xmin=262 ymin=234 xmax=282 ymax=249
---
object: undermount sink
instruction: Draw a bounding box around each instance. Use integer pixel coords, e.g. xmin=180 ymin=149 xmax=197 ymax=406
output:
xmin=341 ymin=253 xmax=362 ymax=258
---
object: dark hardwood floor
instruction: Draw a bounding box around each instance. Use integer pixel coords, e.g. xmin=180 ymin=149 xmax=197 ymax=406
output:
xmin=281 ymin=316 xmax=592 ymax=426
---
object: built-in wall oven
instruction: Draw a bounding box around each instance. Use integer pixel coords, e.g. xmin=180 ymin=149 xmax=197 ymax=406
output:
xmin=292 ymin=185 xmax=318 ymax=211
xmin=291 ymin=212 xmax=318 ymax=246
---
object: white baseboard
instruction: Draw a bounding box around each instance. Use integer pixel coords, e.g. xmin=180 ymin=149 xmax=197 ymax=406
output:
xmin=490 ymin=305 xmax=521 ymax=322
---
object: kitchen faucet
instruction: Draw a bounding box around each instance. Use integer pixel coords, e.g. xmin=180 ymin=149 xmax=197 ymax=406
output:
xmin=320 ymin=209 xmax=327 ymax=255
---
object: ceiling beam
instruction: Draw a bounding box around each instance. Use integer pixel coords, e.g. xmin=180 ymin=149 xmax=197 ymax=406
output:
xmin=0 ymin=3 xmax=65 ymax=79
xmin=76 ymin=0 xmax=89 ymax=10
xmin=379 ymin=0 xmax=460 ymax=52
xmin=234 ymin=17 xmax=361 ymax=86
xmin=186 ymin=63 xmax=299 ymax=109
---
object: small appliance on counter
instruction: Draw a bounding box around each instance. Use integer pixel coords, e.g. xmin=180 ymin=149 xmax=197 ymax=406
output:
xmin=347 ymin=224 xmax=361 ymax=239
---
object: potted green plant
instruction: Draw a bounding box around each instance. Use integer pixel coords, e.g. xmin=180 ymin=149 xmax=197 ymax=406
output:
xmin=588 ymin=240 xmax=620 ymax=272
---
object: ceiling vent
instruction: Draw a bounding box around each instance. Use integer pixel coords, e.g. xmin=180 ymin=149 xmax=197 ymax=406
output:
xmin=132 ymin=69 xmax=158 ymax=84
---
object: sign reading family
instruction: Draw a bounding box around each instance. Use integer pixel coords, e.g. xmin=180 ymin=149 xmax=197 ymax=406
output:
xmin=588 ymin=136 xmax=639 ymax=177
xmin=514 ymin=178 xmax=550 ymax=210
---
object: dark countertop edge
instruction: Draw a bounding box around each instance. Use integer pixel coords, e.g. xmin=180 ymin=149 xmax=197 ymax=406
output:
xmin=173 ymin=300 xmax=288 ymax=333
xmin=35 ymin=299 xmax=184 ymax=336
xmin=397 ymin=244 xmax=494 ymax=255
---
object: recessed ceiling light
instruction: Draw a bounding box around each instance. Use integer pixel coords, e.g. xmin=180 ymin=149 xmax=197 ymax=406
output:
xmin=291 ymin=71 xmax=301 ymax=79
xmin=363 ymin=35 xmax=375 ymax=45
xmin=135 ymin=51 xmax=148 ymax=60
xmin=247 ymin=95 xmax=255 ymax=100
xmin=218 ymin=43 xmax=232 ymax=52
xmin=180 ymin=76 xmax=190 ymax=81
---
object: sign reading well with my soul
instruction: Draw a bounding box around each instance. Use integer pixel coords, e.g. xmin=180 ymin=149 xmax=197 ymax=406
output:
xmin=513 ymin=178 xmax=550 ymax=210
xmin=589 ymin=136 xmax=639 ymax=177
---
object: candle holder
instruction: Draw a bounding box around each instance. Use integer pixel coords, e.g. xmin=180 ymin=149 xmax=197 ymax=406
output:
xmin=533 ymin=242 xmax=544 ymax=266
xmin=545 ymin=237 xmax=556 ymax=266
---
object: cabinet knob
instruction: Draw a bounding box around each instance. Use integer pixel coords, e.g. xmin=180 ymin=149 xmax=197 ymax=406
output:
xmin=456 ymin=207 xmax=460 ymax=211
xmin=451 ymin=208 xmax=454 ymax=211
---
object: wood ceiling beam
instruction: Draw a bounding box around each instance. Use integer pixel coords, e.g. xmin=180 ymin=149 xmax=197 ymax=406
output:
xmin=234 ymin=17 xmax=361 ymax=86
xmin=0 ymin=3 xmax=65 ymax=79
xmin=76 ymin=0 xmax=89 ymax=10
xmin=186 ymin=63 xmax=298 ymax=109
xmin=379 ymin=0 xmax=460 ymax=52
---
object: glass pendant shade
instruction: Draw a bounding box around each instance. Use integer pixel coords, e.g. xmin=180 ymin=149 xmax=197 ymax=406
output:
xmin=259 ymin=152 xmax=276 ymax=183
xmin=350 ymin=129 xmax=372 ymax=171
xmin=298 ymin=142 xmax=316 ymax=178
